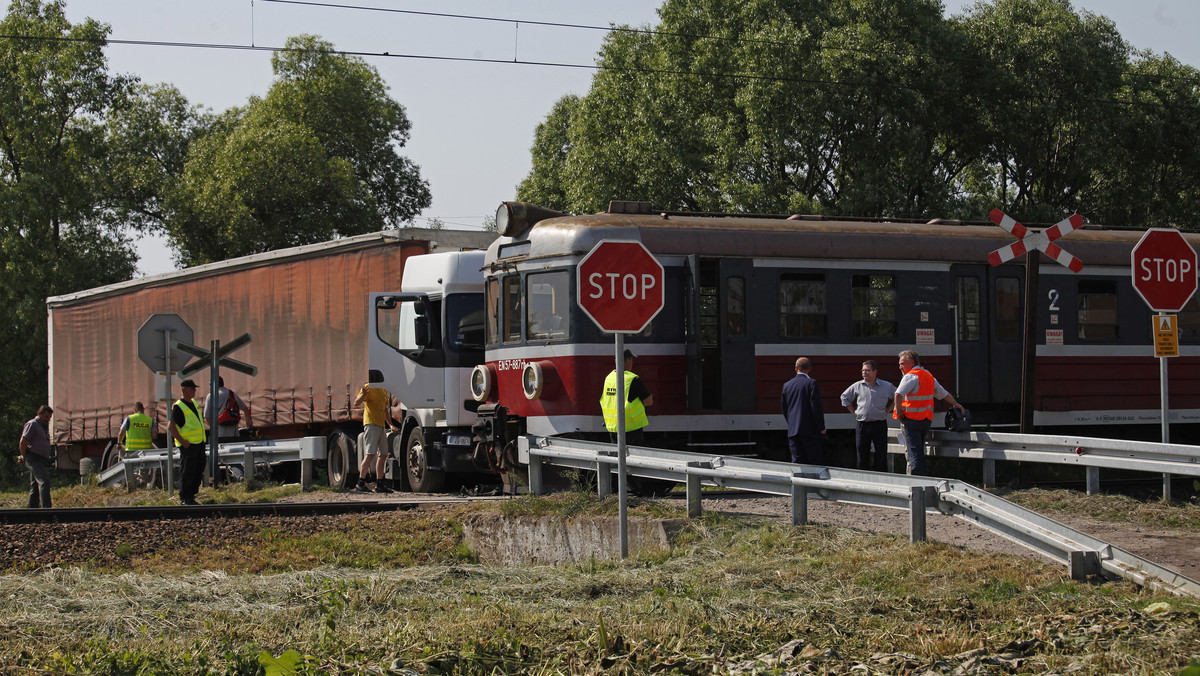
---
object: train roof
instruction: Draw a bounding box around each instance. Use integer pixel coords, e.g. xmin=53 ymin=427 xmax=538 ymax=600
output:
xmin=487 ymin=209 xmax=1197 ymax=270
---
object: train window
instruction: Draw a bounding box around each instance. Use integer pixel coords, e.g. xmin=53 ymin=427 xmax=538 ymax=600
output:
xmin=727 ymin=277 xmax=746 ymax=337
xmin=779 ymin=273 xmax=827 ymax=338
xmin=1179 ymin=296 xmax=1200 ymax=343
xmin=955 ymin=277 xmax=981 ymax=341
xmin=526 ymin=271 xmax=570 ymax=341
xmin=1077 ymin=280 xmax=1118 ymax=341
xmin=995 ymin=277 xmax=1020 ymax=341
xmin=851 ymin=274 xmax=897 ymax=338
xmin=484 ymin=279 xmax=499 ymax=346
xmin=503 ymin=275 xmax=522 ymax=342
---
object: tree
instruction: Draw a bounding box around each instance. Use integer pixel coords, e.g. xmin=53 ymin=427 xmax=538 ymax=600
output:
xmin=165 ymin=35 xmax=432 ymax=265
xmin=519 ymin=0 xmax=1200 ymax=228
xmin=951 ymin=0 xmax=1129 ymax=223
xmin=0 ymin=0 xmax=140 ymax=483
xmin=520 ymin=0 xmax=964 ymax=217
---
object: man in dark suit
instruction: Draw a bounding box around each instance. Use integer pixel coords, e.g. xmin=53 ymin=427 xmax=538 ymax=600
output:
xmin=781 ymin=356 xmax=826 ymax=464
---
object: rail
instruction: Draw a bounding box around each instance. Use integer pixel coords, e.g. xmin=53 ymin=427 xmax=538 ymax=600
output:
xmin=95 ymin=437 xmax=327 ymax=491
xmin=914 ymin=429 xmax=1200 ymax=499
xmin=520 ymin=435 xmax=1200 ymax=598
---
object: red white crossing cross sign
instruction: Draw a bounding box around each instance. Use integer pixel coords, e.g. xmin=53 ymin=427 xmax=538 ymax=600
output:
xmin=577 ymin=240 xmax=665 ymax=333
xmin=987 ymin=209 xmax=1084 ymax=272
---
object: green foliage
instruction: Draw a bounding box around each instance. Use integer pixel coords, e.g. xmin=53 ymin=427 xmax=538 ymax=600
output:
xmin=164 ymin=35 xmax=432 ymax=266
xmin=0 ymin=0 xmax=140 ymax=485
xmin=520 ymin=0 xmax=1200 ymax=228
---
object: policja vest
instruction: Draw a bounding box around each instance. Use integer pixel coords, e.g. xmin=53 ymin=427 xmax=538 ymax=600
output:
xmin=895 ymin=366 xmax=935 ymax=421
xmin=173 ymin=398 xmax=207 ymax=447
xmin=124 ymin=412 xmax=154 ymax=450
xmin=600 ymin=370 xmax=649 ymax=433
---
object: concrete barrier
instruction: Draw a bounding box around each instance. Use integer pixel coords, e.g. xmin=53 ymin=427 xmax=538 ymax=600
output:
xmin=461 ymin=513 xmax=687 ymax=565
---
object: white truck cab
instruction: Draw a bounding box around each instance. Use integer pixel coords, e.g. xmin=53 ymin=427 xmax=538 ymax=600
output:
xmin=369 ymin=250 xmax=486 ymax=491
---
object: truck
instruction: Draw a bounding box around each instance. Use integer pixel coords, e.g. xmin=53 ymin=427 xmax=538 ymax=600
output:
xmin=46 ymin=227 xmax=496 ymax=486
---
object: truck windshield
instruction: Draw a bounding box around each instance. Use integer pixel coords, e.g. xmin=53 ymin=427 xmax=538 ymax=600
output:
xmin=447 ymin=294 xmax=484 ymax=351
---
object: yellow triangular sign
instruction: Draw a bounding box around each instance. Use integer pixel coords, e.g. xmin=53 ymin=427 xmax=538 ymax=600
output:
xmin=1159 ymin=315 xmax=1175 ymax=331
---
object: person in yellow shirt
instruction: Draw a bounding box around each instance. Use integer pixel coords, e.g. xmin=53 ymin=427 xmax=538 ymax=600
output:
xmin=353 ymin=382 xmax=399 ymax=492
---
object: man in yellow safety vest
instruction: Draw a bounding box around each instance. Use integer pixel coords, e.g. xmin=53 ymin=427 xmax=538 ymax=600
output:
xmin=117 ymin=401 xmax=155 ymax=451
xmin=167 ymin=379 xmax=207 ymax=506
xmin=600 ymin=349 xmax=654 ymax=446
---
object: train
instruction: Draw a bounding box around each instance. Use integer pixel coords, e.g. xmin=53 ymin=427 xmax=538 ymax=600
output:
xmin=368 ymin=201 xmax=1200 ymax=491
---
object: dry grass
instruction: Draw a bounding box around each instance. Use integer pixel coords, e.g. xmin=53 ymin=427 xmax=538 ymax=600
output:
xmin=1 ymin=491 xmax=1199 ymax=674
xmin=1001 ymin=487 xmax=1200 ymax=531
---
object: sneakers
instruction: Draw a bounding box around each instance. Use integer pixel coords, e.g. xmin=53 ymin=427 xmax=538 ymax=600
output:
xmin=374 ymin=479 xmax=393 ymax=494
xmin=354 ymin=479 xmax=370 ymax=492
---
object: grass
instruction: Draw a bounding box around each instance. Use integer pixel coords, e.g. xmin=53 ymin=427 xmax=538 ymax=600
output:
xmin=1 ymin=486 xmax=1200 ymax=674
xmin=1001 ymin=487 xmax=1200 ymax=531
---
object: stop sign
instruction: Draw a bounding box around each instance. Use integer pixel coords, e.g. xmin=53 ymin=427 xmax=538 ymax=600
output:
xmin=577 ymin=240 xmax=664 ymax=333
xmin=1131 ymin=229 xmax=1198 ymax=312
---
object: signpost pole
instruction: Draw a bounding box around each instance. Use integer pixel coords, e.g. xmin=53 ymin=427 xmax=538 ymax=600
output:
xmin=209 ymin=339 xmax=221 ymax=485
xmin=615 ymin=333 xmax=628 ymax=558
xmin=162 ymin=329 xmax=175 ymax=497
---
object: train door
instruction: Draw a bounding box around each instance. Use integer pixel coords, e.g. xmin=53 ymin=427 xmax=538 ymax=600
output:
xmin=950 ymin=265 xmax=989 ymax=403
xmin=950 ymin=265 xmax=1024 ymax=406
xmin=685 ymin=256 xmax=756 ymax=411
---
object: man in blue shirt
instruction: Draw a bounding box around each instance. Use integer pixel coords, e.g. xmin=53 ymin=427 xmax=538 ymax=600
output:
xmin=840 ymin=360 xmax=896 ymax=472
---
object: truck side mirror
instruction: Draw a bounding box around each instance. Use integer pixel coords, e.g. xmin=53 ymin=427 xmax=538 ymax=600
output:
xmin=414 ymin=315 xmax=431 ymax=347
xmin=376 ymin=296 xmax=398 ymax=310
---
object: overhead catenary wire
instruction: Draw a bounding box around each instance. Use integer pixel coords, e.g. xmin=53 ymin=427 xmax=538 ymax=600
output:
xmin=0 ymin=31 xmax=1187 ymax=111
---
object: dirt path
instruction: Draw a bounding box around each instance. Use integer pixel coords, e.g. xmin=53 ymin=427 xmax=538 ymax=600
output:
xmin=694 ymin=494 xmax=1200 ymax=582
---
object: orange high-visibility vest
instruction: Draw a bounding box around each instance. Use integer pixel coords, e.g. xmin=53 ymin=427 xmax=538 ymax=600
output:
xmin=897 ymin=367 xmax=935 ymax=421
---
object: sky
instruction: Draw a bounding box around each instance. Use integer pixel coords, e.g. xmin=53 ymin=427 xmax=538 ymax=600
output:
xmin=57 ymin=0 xmax=1200 ymax=276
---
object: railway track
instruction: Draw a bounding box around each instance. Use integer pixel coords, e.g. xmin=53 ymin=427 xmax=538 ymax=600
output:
xmin=0 ymin=497 xmax=490 ymax=525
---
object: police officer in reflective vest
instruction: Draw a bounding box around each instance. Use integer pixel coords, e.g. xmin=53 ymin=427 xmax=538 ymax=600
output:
xmin=600 ymin=349 xmax=654 ymax=445
xmin=167 ymin=379 xmax=207 ymax=505
xmin=118 ymin=401 xmax=155 ymax=451
xmin=893 ymin=350 xmax=964 ymax=476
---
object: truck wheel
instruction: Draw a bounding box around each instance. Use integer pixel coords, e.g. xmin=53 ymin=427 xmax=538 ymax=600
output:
xmin=102 ymin=440 xmax=121 ymax=471
xmin=388 ymin=431 xmax=411 ymax=492
xmin=405 ymin=427 xmax=444 ymax=493
xmin=326 ymin=429 xmax=358 ymax=489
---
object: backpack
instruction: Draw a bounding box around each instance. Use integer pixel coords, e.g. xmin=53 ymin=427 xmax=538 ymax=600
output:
xmin=217 ymin=392 xmax=241 ymax=424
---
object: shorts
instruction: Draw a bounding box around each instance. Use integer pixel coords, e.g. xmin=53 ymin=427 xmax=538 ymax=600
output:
xmin=361 ymin=424 xmax=386 ymax=456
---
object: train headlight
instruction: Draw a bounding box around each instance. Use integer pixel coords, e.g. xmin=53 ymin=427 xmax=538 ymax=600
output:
xmin=470 ymin=364 xmax=493 ymax=402
xmin=522 ymin=361 xmax=545 ymax=400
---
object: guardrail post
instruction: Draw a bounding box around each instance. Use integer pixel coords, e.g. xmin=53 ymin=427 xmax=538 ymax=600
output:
xmin=982 ymin=459 xmax=996 ymax=488
xmin=596 ymin=460 xmax=611 ymax=499
xmin=122 ymin=455 xmax=133 ymax=493
xmin=529 ymin=452 xmax=545 ymax=496
xmin=301 ymin=457 xmax=313 ymax=491
xmin=791 ymin=476 xmax=807 ymax=526
xmin=910 ymin=486 xmax=927 ymax=543
xmin=1085 ymin=466 xmax=1099 ymax=495
xmin=1068 ymin=550 xmax=1101 ymax=580
xmin=686 ymin=470 xmax=702 ymax=519
xmin=1163 ymin=473 xmax=1173 ymax=502
xmin=242 ymin=448 xmax=253 ymax=486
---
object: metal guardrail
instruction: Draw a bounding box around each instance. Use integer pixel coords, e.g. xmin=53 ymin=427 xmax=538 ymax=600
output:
xmin=914 ymin=429 xmax=1200 ymax=499
xmin=96 ymin=437 xmax=327 ymax=491
xmin=519 ymin=435 xmax=1200 ymax=598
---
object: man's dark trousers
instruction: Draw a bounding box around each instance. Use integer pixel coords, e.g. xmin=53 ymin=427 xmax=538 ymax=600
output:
xmin=856 ymin=420 xmax=889 ymax=472
xmin=179 ymin=443 xmax=207 ymax=503
xmin=788 ymin=434 xmax=824 ymax=465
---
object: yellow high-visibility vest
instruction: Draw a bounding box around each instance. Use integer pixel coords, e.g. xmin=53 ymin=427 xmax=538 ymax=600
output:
xmin=600 ymin=370 xmax=649 ymax=432
xmin=173 ymin=399 xmax=206 ymax=447
xmin=124 ymin=412 xmax=154 ymax=450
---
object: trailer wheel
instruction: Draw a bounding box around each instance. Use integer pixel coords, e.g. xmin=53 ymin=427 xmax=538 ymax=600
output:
xmin=326 ymin=429 xmax=358 ymax=489
xmin=102 ymin=441 xmax=121 ymax=471
xmin=405 ymin=427 xmax=444 ymax=493
xmin=388 ymin=431 xmax=411 ymax=492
